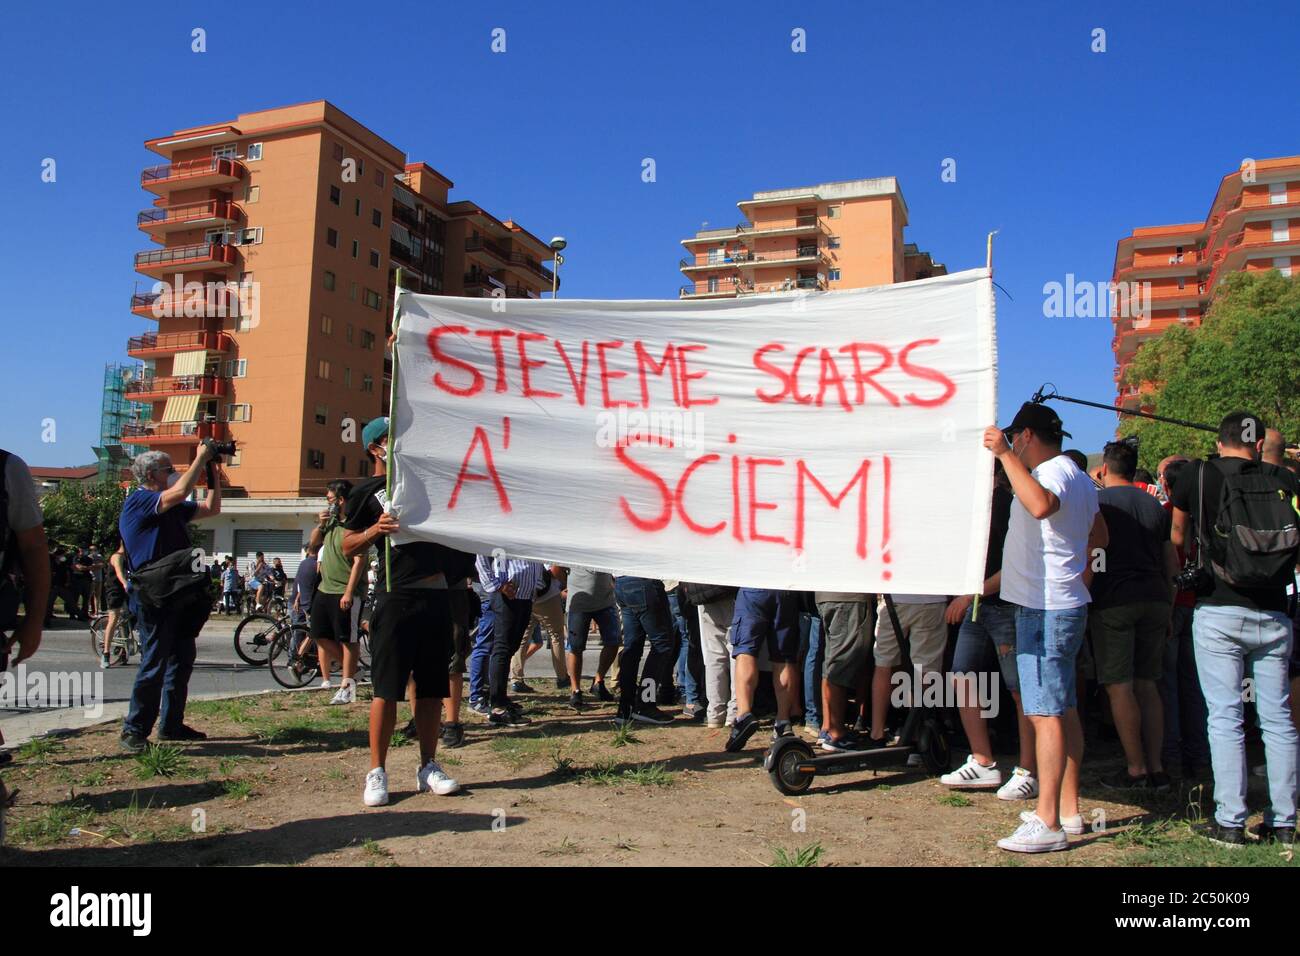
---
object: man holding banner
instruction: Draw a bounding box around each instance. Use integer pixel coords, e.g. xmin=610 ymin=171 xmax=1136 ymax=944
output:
xmin=343 ymin=417 xmax=460 ymax=807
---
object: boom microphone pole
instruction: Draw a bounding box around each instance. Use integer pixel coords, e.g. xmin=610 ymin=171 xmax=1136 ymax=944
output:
xmin=1029 ymin=383 xmax=1218 ymax=434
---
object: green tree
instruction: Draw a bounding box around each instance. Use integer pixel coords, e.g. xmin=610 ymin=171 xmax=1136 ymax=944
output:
xmin=40 ymin=481 xmax=128 ymax=551
xmin=1119 ymin=271 xmax=1300 ymax=471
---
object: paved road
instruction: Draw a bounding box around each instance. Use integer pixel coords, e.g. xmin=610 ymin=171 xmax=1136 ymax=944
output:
xmin=1 ymin=614 xmax=606 ymax=746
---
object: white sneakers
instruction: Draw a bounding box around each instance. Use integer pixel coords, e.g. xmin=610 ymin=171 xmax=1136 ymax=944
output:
xmin=330 ymin=679 xmax=356 ymax=705
xmin=320 ymin=678 xmax=334 ymax=690
xmin=997 ymin=766 xmax=1039 ymax=801
xmin=997 ymin=812 xmax=1068 ymax=853
xmin=1021 ymin=809 xmax=1085 ymax=836
xmin=363 ymin=767 xmax=389 ymax=807
xmin=363 ymin=761 xmax=460 ymax=805
xmin=941 ymin=754 xmax=1004 ymax=789
xmin=417 ymin=760 xmax=460 ymax=795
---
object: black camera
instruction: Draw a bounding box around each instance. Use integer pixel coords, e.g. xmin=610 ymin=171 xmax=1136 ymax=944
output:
xmin=202 ymin=438 xmax=237 ymax=458
xmin=1173 ymin=561 xmax=1214 ymax=596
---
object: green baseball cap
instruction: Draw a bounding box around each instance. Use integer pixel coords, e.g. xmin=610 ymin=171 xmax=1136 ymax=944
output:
xmin=362 ymin=417 xmax=390 ymax=448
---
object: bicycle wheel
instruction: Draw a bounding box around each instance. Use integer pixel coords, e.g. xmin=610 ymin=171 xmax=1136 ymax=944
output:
xmin=234 ymin=613 xmax=280 ymax=666
xmin=269 ymin=626 xmax=319 ymax=689
xmin=112 ymin=619 xmax=135 ymax=667
xmin=88 ymin=616 xmax=107 ymax=657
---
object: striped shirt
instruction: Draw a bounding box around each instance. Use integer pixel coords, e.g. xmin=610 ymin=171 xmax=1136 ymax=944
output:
xmin=476 ymin=553 xmax=544 ymax=597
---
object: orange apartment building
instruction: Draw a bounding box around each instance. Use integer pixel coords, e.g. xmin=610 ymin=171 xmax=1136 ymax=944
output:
xmin=1111 ymin=155 xmax=1300 ymax=410
xmin=119 ymin=101 xmax=557 ymax=564
xmin=678 ymin=177 xmax=944 ymax=299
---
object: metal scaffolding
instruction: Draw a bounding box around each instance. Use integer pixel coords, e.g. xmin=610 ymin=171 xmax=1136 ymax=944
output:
xmin=95 ymin=362 xmax=151 ymax=483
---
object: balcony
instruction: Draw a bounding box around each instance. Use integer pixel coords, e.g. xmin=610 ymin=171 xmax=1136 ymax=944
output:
xmin=503 ymin=285 xmax=540 ymax=299
xmin=124 ymin=374 xmax=229 ymax=402
xmin=140 ymin=157 xmax=246 ymax=195
xmin=126 ymin=330 xmax=234 ymax=358
xmin=138 ymin=200 xmax=243 ymax=236
xmin=464 ymin=236 xmax=512 ymax=265
xmin=737 ymin=276 xmax=828 ymax=295
xmin=121 ymin=420 xmax=230 ymax=445
xmin=135 ymin=241 xmax=237 ymax=277
xmin=507 ymin=251 xmax=556 ymax=285
xmin=130 ymin=282 xmax=246 ymax=320
xmin=685 ymin=246 xmax=824 ymax=271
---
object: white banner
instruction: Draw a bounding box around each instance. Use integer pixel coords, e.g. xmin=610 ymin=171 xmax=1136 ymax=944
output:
xmin=389 ymin=267 xmax=997 ymax=594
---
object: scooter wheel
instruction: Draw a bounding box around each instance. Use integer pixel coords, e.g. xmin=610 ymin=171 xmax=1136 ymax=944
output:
xmin=919 ymin=718 xmax=952 ymax=774
xmin=767 ymin=736 xmax=815 ymax=795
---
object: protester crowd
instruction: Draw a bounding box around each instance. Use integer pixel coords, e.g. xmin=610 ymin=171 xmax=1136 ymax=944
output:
xmin=2 ymin=401 xmax=1298 ymax=854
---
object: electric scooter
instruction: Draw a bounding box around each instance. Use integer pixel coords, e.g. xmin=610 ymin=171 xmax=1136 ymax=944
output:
xmin=763 ymin=594 xmax=952 ymax=795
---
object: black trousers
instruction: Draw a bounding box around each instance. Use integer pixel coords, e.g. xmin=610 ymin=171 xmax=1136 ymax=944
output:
xmin=487 ymin=592 xmax=535 ymax=708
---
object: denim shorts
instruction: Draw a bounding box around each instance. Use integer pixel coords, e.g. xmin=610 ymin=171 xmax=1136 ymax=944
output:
xmin=731 ymin=588 xmax=800 ymax=662
xmin=1013 ymin=605 xmax=1088 ymax=716
xmin=950 ymin=601 xmax=1019 ymax=694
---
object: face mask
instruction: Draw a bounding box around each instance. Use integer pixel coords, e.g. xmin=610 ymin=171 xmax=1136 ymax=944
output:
xmin=373 ymin=445 xmax=388 ymax=463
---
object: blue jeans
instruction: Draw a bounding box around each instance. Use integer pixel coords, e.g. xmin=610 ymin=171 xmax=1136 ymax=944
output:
xmin=800 ymin=612 xmax=824 ymax=727
xmin=1013 ymin=605 xmax=1087 ymax=717
xmin=614 ymin=576 xmax=676 ymax=712
xmin=123 ymin=591 xmax=209 ymax=738
xmin=1160 ymin=604 xmax=1210 ymax=769
xmin=566 ymin=605 xmax=621 ymax=652
xmin=1192 ymin=603 xmax=1297 ymax=829
xmin=669 ymin=590 xmax=703 ymax=707
xmin=468 ymin=598 xmax=492 ymax=704
xmin=951 ymin=601 xmax=1019 ymax=693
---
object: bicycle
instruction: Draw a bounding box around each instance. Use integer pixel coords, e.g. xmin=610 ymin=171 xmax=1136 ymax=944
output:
xmin=266 ymin=620 xmax=320 ymax=689
xmin=89 ymin=610 xmax=140 ymax=666
xmin=233 ymin=608 xmax=289 ymax=666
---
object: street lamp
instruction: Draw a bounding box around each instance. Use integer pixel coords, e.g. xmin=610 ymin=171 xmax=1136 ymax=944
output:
xmin=549 ymin=236 xmax=567 ymax=298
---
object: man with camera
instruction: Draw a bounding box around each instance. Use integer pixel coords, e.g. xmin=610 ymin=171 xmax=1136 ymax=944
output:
xmin=1170 ymin=411 xmax=1298 ymax=846
xmin=118 ymin=440 xmax=224 ymax=753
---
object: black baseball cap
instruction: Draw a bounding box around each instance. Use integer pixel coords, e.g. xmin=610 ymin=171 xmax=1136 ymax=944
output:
xmin=1002 ymin=401 xmax=1071 ymax=440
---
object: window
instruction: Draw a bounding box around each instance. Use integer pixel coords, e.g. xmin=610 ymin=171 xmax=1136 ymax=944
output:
xmin=233 ymin=227 xmax=262 ymax=245
xmin=1177 ymin=277 xmax=1185 ymax=290
xmin=332 ymin=143 xmax=345 ymax=163
xmin=346 ymin=324 xmax=355 ymax=344
xmin=1275 ymin=256 xmax=1293 ymax=278
xmin=308 ymin=449 xmax=325 ymax=470
xmin=329 ymin=185 xmax=341 ymax=206
xmin=351 ymin=239 xmax=359 ymax=259
xmin=372 ymin=209 xmax=382 ymax=228
xmin=361 ymin=330 xmax=376 ymax=350
xmin=227 ymin=449 xmax=241 ymax=467
xmin=227 ymin=403 xmax=252 ymax=422
xmin=246 ymin=142 xmax=263 ymax=161
xmin=323 ymin=270 xmax=336 ymax=291
xmin=226 ymin=359 xmax=247 ymax=377
xmin=364 ymin=289 xmax=381 ymax=310
xmin=359 ymin=459 xmax=369 ymax=477
xmin=829 ymin=268 xmax=842 ymax=281
xmin=362 ymin=374 xmax=374 ymax=393
xmin=341 ymin=455 xmax=348 ymax=473
xmin=212 ymin=144 xmax=237 ymax=160
xmin=326 ymin=227 xmax=338 ymax=248
xmin=374 ymin=169 xmax=385 ymax=188
xmin=349 ymin=282 xmax=358 ymax=301
xmin=827 ymin=205 xmax=842 ymax=219
xmin=354 ymin=198 xmax=361 ymax=216
xmin=707 ymin=277 xmax=719 ymax=293
xmin=245 ymin=184 xmax=260 ymax=203
xmin=369 ymin=249 xmax=381 ymax=268
xmin=314 ymin=404 xmax=328 ymax=426
xmin=1272 ymin=219 xmax=1290 ymax=242
xmin=240 ymin=271 xmax=254 ymax=286
xmin=318 ymin=359 xmax=331 ymax=380
xmin=321 ymin=314 xmax=333 ymax=335
xmin=357 ymin=158 xmax=365 ymax=177
xmin=1270 ymin=182 xmax=1288 ymax=205
xmin=828 ymin=236 xmax=841 ymax=249
xmin=344 ymin=367 xmax=352 ymax=388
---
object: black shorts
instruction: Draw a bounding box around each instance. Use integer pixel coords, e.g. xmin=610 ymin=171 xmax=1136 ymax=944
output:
xmin=369 ymin=589 xmax=452 ymax=701
xmin=448 ymin=587 xmax=471 ymax=675
xmin=103 ymin=580 xmax=126 ymax=612
xmin=309 ymin=592 xmax=355 ymax=643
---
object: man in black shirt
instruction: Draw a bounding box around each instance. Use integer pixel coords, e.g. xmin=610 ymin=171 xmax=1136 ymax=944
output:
xmin=343 ymin=417 xmax=460 ymax=807
xmin=1170 ymin=411 xmax=1298 ymax=846
xmin=1090 ymin=440 xmax=1179 ymax=792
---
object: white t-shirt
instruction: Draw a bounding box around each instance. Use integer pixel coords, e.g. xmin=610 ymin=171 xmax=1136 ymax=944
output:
xmin=1000 ymin=454 xmax=1099 ymax=611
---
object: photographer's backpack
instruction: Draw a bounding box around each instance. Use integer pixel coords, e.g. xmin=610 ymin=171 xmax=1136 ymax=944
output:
xmin=1204 ymin=459 xmax=1300 ymax=589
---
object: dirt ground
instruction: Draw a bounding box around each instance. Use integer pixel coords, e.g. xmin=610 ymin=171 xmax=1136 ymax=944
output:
xmin=2 ymin=685 xmax=1295 ymax=867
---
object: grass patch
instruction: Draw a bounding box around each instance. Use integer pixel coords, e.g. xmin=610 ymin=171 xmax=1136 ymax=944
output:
xmin=187 ymin=698 xmax=256 ymax=724
xmin=8 ymin=801 xmax=95 ymax=846
xmin=388 ymin=731 xmax=412 ymax=749
xmin=222 ymin=778 xmax=254 ymax=800
xmin=488 ymin=735 xmax=553 ymax=770
xmin=76 ymin=766 xmax=112 ymax=788
xmin=132 ymin=744 xmax=191 ymax=780
xmin=540 ymin=836 xmax=582 ymax=857
xmin=938 ymin=794 xmax=973 ymax=808
xmin=581 ymin=760 xmax=673 ymax=788
xmin=771 ymin=842 xmax=826 ymax=867
xmin=611 ymin=722 xmax=639 ymax=748
xmin=16 ymin=737 xmax=63 ymax=762
xmin=362 ymin=838 xmax=391 ymax=858
xmin=1117 ymin=819 xmax=1298 ymax=867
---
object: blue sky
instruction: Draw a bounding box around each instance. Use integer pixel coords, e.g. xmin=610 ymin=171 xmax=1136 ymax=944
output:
xmin=2 ymin=0 xmax=1296 ymax=466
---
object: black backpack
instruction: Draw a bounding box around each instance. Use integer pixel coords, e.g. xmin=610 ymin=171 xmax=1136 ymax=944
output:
xmin=1200 ymin=459 xmax=1300 ymax=589
xmin=0 ymin=450 xmax=19 ymax=632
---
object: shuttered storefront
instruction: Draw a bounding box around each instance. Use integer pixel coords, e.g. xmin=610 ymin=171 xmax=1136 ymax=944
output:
xmin=232 ymin=529 xmax=306 ymax=577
